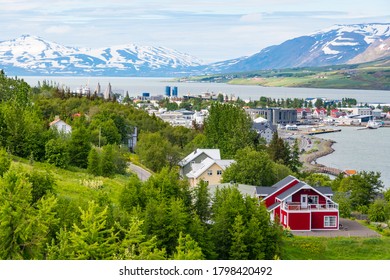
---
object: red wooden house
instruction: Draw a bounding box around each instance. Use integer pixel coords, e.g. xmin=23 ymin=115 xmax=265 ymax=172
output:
xmin=255 ymin=176 xmax=339 ymax=231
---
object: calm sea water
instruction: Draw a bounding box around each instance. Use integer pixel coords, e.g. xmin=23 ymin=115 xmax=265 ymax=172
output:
xmin=21 ymin=76 xmax=390 ymax=188
xmin=21 ymin=76 xmax=390 ymax=104
xmin=316 ymin=126 xmax=390 ymax=189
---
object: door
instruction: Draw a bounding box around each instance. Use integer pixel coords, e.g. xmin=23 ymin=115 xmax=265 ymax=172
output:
xmin=301 ymin=194 xmax=308 ymax=209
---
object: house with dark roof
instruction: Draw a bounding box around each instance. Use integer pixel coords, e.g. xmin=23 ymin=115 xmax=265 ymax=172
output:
xmin=254 ymin=175 xmax=339 ymax=231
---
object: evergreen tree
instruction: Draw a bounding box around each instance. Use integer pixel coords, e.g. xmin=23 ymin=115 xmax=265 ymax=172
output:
xmin=69 ymin=126 xmax=91 ymax=169
xmin=229 ymin=215 xmax=249 ymax=260
xmin=268 ymin=131 xmax=291 ymax=166
xmin=0 ymin=148 xmax=11 ymax=177
xmin=0 ymin=169 xmax=58 ymax=259
xmin=48 ymin=201 xmax=117 ymax=260
xmin=87 ymin=147 xmax=101 ymax=176
xmin=173 ymin=232 xmax=204 ymax=260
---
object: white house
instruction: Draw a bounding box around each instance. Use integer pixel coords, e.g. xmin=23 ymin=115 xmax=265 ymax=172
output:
xmin=49 ymin=118 xmax=72 ymax=134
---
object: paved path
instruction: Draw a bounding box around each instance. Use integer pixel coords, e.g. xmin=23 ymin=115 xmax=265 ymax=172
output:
xmin=292 ymin=218 xmax=381 ymax=237
xmin=128 ymin=163 xmax=152 ymax=182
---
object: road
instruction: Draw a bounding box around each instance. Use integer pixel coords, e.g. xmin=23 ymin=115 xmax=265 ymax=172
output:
xmin=128 ymin=163 xmax=152 ymax=182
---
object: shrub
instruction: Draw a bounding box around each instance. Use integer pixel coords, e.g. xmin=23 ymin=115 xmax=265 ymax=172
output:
xmin=0 ymin=147 xmax=11 ymax=177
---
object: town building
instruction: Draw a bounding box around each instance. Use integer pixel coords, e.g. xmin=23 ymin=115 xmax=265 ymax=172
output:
xmin=312 ymin=108 xmax=327 ymax=119
xmin=296 ymin=108 xmax=312 ymax=119
xmin=247 ymin=108 xmax=297 ymax=125
xmin=186 ymin=158 xmax=235 ymax=187
xmin=179 ymin=148 xmax=234 ymax=186
xmin=49 ymin=117 xmax=72 ymax=134
xmin=252 ymin=117 xmax=276 ymax=144
xmin=254 ymin=176 xmax=339 ymax=231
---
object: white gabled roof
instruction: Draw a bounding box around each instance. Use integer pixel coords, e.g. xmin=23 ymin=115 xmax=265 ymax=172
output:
xmin=179 ymin=148 xmax=221 ymax=167
xmin=186 ymin=158 xmax=235 ymax=179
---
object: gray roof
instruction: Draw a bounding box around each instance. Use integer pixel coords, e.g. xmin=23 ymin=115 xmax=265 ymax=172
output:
xmin=267 ymin=201 xmax=281 ymax=211
xmin=208 ymin=183 xmax=257 ymax=198
xmin=276 ymin=182 xmax=306 ymax=200
xmin=271 ymin=175 xmax=297 ymax=190
xmin=314 ymin=187 xmax=334 ymax=196
xmin=255 ymin=187 xmax=275 ymax=196
xmin=179 ymin=149 xmax=221 ymax=167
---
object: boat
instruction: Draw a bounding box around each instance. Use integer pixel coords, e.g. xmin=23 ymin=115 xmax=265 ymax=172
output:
xmin=366 ymin=120 xmax=381 ymax=129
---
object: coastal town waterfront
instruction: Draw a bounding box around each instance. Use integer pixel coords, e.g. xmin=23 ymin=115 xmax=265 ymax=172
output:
xmin=21 ymin=76 xmax=390 ymax=104
xmin=299 ymin=126 xmax=390 ymax=188
xmin=21 ymin=76 xmax=390 ymax=188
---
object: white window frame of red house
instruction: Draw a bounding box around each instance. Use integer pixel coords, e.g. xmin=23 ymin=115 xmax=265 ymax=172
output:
xmin=324 ymin=216 xmax=336 ymax=227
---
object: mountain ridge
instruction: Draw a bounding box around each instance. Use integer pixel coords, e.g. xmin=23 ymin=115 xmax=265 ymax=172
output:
xmin=1 ymin=23 xmax=390 ymax=76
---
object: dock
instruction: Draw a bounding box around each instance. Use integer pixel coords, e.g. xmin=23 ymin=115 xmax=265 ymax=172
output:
xmin=302 ymin=128 xmax=342 ymax=136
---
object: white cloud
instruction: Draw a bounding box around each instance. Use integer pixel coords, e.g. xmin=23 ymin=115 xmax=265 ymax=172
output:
xmin=240 ymin=13 xmax=263 ymax=23
xmin=45 ymin=25 xmax=72 ymax=34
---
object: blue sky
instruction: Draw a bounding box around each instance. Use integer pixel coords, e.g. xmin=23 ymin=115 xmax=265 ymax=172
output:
xmin=1 ymin=0 xmax=389 ymax=62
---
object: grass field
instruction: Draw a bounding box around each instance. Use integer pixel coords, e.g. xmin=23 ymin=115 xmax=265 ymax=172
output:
xmin=184 ymin=59 xmax=390 ymax=90
xmin=282 ymin=235 xmax=390 ymax=260
xmin=11 ymin=158 xmax=131 ymax=205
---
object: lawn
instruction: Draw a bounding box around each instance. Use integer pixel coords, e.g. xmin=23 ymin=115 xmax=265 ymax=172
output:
xmin=282 ymin=235 xmax=390 ymax=260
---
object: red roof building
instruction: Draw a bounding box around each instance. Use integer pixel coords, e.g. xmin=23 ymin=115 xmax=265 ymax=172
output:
xmin=255 ymin=176 xmax=339 ymax=231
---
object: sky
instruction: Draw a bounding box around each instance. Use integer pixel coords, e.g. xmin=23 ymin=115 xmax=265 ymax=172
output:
xmin=1 ymin=0 xmax=389 ymax=63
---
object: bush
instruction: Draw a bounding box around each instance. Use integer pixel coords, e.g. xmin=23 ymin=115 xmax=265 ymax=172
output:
xmin=0 ymin=147 xmax=11 ymax=177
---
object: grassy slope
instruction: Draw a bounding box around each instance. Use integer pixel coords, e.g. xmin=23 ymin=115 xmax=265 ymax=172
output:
xmin=283 ymin=236 xmax=390 ymax=260
xmin=11 ymin=158 xmax=130 ymax=205
xmin=186 ymin=58 xmax=390 ymax=90
xmin=227 ymin=67 xmax=390 ymax=90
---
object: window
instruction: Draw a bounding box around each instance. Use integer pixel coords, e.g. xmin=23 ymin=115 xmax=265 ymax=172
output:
xmin=207 ymin=170 xmax=213 ymax=176
xmin=308 ymin=195 xmax=318 ymax=204
xmin=283 ymin=215 xmax=287 ymax=225
xmin=324 ymin=216 xmax=336 ymax=227
xmin=217 ymin=170 xmax=222 ymax=175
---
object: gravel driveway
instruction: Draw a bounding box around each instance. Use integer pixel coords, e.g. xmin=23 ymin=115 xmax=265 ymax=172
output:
xmin=292 ymin=218 xmax=381 ymax=237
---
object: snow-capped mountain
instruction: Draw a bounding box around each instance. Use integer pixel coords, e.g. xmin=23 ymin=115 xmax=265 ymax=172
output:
xmin=204 ymin=23 xmax=390 ymax=73
xmin=1 ymin=23 xmax=390 ymax=77
xmin=0 ymin=35 xmax=203 ymax=76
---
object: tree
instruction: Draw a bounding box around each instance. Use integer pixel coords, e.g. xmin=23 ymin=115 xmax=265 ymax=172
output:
xmin=204 ymin=103 xmax=256 ymax=158
xmin=0 ymin=169 xmax=58 ymax=259
xmin=87 ymin=147 xmax=101 ymax=176
xmin=135 ymin=132 xmax=171 ymax=172
xmin=268 ymin=131 xmax=291 ymax=166
xmin=45 ymin=138 xmax=70 ymax=168
xmin=339 ymin=171 xmax=384 ymax=209
xmin=173 ymin=232 xmax=204 ymax=260
xmin=229 ymin=215 xmax=248 ymax=260
xmin=333 ymin=192 xmax=352 ymax=218
xmin=48 ymin=201 xmax=117 ymax=260
xmin=101 ymin=144 xmax=115 ymax=177
xmin=192 ymin=180 xmax=211 ymax=223
xmin=68 ymin=125 xmax=91 ymax=169
xmin=289 ymin=139 xmax=302 ymax=173
xmin=222 ymin=147 xmax=281 ymax=186
xmin=368 ymin=199 xmax=390 ymax=222
xmin=0 ymin=148 xmax=11 ymax=177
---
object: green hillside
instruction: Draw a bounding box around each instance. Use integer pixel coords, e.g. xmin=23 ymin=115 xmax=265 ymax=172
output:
xmin=184 ymin=57 xmax=390 ymax=90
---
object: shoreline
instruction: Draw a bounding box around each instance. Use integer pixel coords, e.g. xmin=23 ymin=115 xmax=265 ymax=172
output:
xmin=299 ymin=136 xmax=342 ymax=175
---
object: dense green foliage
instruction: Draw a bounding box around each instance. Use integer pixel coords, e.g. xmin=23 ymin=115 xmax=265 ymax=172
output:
xmin=0 ymin=72 xmax=284 ymax=260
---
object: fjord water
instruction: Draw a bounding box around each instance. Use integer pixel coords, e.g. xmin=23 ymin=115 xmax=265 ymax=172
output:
xmin=316 ymin=126 xmax=390 ymax=189
xmin=22 ymin=76 xmax=390 ymax=103
xmin=22 ymin=76 xmax=390 ymax=188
